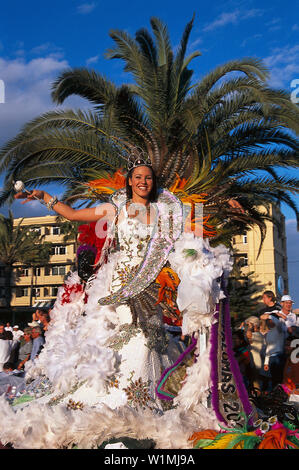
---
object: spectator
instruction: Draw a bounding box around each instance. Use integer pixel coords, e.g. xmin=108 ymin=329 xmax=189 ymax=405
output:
xmin=0 ymin=362 xmax=26 ymax=397
xmin=29 ymin=309 xmax=44 ymax=329
xmin=32 ymin=309 xmax=42 ymax=322
xmin=10 ymin=325 xmax=24 ymax=366
xmin=277 ymin=295 xmax=297 ymax=335
xmin=12 ymin=325 xmax=24 ymax=342
xmin=232 ymin=330 xmax=252 ymax=390
xmin=0 ymin=323 xmax=13 ymax=340
xmin=29 ymin=309 xmax=47 ymax=335
xmin=5 ymin=322 xmax=13 ymax=333
xmin=17 ymin=328 xmax=33 ymax=370
xmin=30 ymin=327 xmax=45 ymax=362
xmin=27 ymin=320 xmax=40 ymax=329
xmin=258 ymin=291 xmax=281 ymax=317
xmin=260 ymin=311 xmax=287 ymax=390
xmin=244 ymin=316 xmax=265 ymax=392
xmin=39 ymin=311 xmax=51 ymax=332
xmin=0 ymin=323 xmax=13 ymax=372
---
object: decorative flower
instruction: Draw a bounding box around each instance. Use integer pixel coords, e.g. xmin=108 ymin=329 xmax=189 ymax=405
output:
xmin=123 ymin=376 xmax=153 ymax=410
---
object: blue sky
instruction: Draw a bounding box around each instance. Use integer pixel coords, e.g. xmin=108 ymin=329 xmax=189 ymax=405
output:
xmin=0 ymin=0 xmax=298 ymax=303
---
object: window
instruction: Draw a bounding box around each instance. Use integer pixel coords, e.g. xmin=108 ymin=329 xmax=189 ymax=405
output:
xmin=51 ymin=286 xmax=60 ymax=296
xmin=241 ymin=254 xmax=248 ymax=267
xmin=30 ymin=227 xmax=41 ymax=235
xmin=32 ymin=287 xmax=40 ymax=298
xmin=16 ymin=287 xmax=29 ymax=297
xmin=235 ymin=253 xmax=248 ymax=267
xmin=44 ymin=287 xmax=49 ymax=296
xmin=242 ymin=233 xmax=247 ymax=244
xmin=232 ymin=237 xmax=236 ymax=245
xmin=0 ymin=287 xmax=5 ymax=298
xmin=0 ymin=267 xmax=5 ymax=277
xmin=51 ymin=245 xmax=66 ymax=255
xmin=51 ymin=266 xmax=66 ymax=276
xmin=45 ymin=266 xmax=50 ymax=276
xmin=34 ymin=267 xmax=41 ymax=276
xmin=52 ymin=226 xmax=61 ymax=235
xmin=21 ymin=268 xmax=29 ymax=277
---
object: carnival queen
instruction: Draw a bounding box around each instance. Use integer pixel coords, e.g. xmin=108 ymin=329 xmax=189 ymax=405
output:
xmin=4 ymin=151 xmax=247 ymax=449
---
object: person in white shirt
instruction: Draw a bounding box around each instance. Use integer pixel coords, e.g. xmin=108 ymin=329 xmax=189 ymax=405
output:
xmin=260 ymin=311 xmax=287 ymax=390
xmin=0 ymin=324 xmax=13 ymax=372
xmin=12 ymin=326 xmax=24 ymax=342
xmin=10 ymin=326 xmax=24 ymax=365
xmin=276 ymin=295 xmax=297 ymax=334
xmin=5 ymin=322 xmax=13 ymax=333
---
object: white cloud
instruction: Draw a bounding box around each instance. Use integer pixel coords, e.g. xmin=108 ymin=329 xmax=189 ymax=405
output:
xmin=86 ymin=55 xmax=99 ymax=66
xmin=76 ymin=2 xmax=97 ymax=14
xmin=241 ymin=33 xmax=262 ymax=48
xmin=263 ymin=45 xmax=299 ymax=88
xmin=0 ymin=55 xmax=89 ymax=146
xmin=266 ymin=17 xmax=281 ymax=31
xmin=203 ymin=8 xmax=264 ymax=32
xmin=188 ymin=37 xmax=203 ymax=51
xmin=30 ymin=43 xmax=64 ymax=58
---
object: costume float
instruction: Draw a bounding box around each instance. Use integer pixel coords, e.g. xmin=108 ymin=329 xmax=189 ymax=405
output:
xmin=0 ymin=159 xmax=298 ymax=449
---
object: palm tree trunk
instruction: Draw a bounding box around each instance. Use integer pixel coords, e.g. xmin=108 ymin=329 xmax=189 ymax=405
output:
xmin=30 ymin=268 xmax=34 ymax=308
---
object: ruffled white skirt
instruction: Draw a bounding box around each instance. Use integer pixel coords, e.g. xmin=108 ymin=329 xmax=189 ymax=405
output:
xmin=0 ymin=233 xmax=232 ymax=448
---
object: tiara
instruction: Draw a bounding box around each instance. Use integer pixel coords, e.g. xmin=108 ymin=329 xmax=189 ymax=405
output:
xmin=127 ymin=148 xmax=152 ymax=172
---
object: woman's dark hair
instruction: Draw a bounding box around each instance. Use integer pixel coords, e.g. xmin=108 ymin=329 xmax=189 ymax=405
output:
xmin=40 ymin=312 xmax=51 ymax=323
xmin=263 ymin=290 xmax=276 ymax=302
xmin=126 ymin=165 xmax=158 ymax=202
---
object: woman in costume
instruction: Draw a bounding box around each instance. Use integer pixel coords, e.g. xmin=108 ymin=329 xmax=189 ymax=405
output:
xmin=0 ymin=151 xmax=252 ymax=449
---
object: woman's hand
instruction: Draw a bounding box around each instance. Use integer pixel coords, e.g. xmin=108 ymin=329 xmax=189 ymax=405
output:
xmin=14 ymin=189 xmax=44 ymax=204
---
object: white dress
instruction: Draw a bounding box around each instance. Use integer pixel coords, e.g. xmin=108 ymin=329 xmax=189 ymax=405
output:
xmin=15 ymin=204 xmax=181 ymax=412
xmin=71 ymin=204 xmax=181 ymax=411
xmin=0 ymin=201 xmax=233 ymax=449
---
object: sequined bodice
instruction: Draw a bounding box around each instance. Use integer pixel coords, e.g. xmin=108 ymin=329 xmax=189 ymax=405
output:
xmin=110 ymin=205 xmax=155 ymax=293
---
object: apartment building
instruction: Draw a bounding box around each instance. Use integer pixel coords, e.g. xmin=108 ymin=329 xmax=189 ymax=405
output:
xmin=232 ymin=204 xmax=289 ymax=298
xmin=0 ymin=215 xmax=76 ymax=309
xmin=0 ymin=205 xmax=289 ymax=310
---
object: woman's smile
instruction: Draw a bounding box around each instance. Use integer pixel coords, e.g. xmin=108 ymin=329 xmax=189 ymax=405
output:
xmin=129 ymin=166 xmax=154 ymax=201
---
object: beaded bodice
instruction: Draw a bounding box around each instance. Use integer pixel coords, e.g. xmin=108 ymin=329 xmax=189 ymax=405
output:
xmin=110 ymin=205 xmax=155 ymax=294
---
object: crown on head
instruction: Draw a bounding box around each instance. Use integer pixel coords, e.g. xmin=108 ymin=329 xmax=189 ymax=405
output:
xmin=127 ymin=148 xmax=152 ymax=172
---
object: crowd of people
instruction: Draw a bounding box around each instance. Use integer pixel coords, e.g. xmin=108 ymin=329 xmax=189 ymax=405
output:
xmin=233 ymin=291 xmax=299 ymax=396
xmin=0 ymin=308 xmax=50 ymax=374
xmin=1 ymin=294 xmax=298 ymax=402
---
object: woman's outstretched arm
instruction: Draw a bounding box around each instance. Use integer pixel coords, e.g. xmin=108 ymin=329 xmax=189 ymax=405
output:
xmin=14 ymin=189 xmax=115 ymax=222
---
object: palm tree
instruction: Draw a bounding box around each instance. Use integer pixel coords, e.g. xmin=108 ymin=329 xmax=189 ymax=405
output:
xmin=55 ymin=217 xmax=80 ymax=253
xmin=0 ymin=211 xmax=52 ymax=316
xmin=228 ymin=258 xmax=264 ymax=326
xmin=0 ymin=16 xmax=298 ymax=247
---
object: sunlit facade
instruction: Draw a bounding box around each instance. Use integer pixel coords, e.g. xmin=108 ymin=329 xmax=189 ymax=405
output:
xmin=0 ymin=216 xmax=76 ymax=308
xmin=232 ymin=204 xmax=289 ymax=299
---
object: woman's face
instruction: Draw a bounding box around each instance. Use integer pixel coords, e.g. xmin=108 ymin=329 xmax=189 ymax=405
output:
xmin=129 ymin=166 xmax=154 ymax=200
